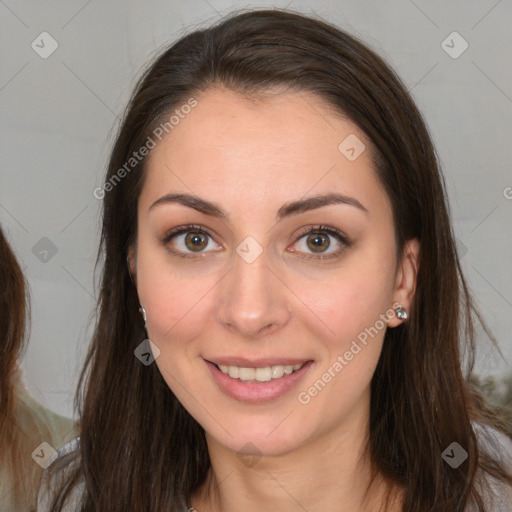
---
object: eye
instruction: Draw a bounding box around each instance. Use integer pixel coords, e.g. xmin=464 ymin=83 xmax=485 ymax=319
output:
xmin=289 ymin=225 xmax=349 ymax=259
xmin=162 ymin=224 xmax=220 ymax=259
xmin=162 ymin=224 xmax=350 ymax=260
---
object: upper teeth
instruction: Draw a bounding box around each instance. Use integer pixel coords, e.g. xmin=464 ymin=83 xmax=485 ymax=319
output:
xmin=218 ymin=363 xmax=305 ymax=382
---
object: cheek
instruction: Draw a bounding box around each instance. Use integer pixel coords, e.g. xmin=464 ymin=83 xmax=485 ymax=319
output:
xmin=293 ymin=270 xmax=391 ymax=421
xmin=139 ymin=271 xmax=211 ymax=342
xmin=135 ymin=244 xmax=218 ymax=356
xmin=298 ymin=258 xmax=395 ymax=346
xmin=137 ymin=262 xmax=212 ymax=397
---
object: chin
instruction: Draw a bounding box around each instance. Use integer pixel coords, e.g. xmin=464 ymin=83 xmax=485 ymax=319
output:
xmin=203 ymin=409 xmax=317 ymax=458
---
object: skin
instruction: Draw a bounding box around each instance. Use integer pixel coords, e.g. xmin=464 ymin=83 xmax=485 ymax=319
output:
xmin=129 ymin=86 xmax=419 ymax=512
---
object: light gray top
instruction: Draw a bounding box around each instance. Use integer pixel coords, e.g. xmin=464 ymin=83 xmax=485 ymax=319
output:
xmin=0 ymin=378 xmax=76 ymax=512
xmin=37 ymin=421 xmax=512 ymax=511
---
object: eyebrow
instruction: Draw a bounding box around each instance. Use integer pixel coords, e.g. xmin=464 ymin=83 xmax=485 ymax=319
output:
xmin=148 ymin=192 xmax=368 ymax=221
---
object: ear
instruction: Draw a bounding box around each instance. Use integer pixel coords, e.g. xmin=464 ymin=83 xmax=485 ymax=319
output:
xmin=387 ymin=238 xmax=420 ymax=327
xmin=127 ymin=245 xmax=137 ymax=287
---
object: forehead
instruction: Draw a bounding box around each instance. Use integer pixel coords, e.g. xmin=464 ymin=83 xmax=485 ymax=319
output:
xmin=140 ymin=87 xmax=388 ymax=218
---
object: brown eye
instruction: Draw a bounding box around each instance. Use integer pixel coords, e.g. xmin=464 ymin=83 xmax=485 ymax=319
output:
xmin=162 ymin=224 xmax=220 ymax=258
xmin=290 ymin=225 xmax=350 ymax=259
xmin=184 ymin=231 xmax=209 ymax=252
xmin=306 ymin=233 xmax=330 ymax=253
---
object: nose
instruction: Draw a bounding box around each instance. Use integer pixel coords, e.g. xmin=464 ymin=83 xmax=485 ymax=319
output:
xmin=216 ymin=245 xmax=291 ymax=339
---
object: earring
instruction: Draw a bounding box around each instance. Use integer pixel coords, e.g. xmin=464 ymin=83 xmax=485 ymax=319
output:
xmin=395 ymin=306 xmax=408 ymax=320
xmin=139 ymin=305 xmax=147 ymax=325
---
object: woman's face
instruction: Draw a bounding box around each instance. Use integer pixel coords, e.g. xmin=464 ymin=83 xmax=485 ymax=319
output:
xmin=130 ymin=87 xmax=418 ymax=457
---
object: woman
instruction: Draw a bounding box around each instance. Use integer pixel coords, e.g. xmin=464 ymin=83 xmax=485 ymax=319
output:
xmin=38 ymin=8 xmax=511 ymax=512
xmin=0 ymin=225 xmax=76 ymax=511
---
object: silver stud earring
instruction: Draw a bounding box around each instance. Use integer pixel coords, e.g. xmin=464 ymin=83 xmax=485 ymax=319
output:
xmin=139 ymin=305 xmax=147 ymax=325
xmin=395 ymin=306 xmax=408 ymax=320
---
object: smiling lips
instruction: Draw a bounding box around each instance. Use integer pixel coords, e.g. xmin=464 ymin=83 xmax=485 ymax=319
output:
xmin=205 ymin=357 xmax=314 ymax=402
xmin=216 ymin=362 xmax=306 ymax=382
xmin=206 ymin=358 xmax=314 ymax=402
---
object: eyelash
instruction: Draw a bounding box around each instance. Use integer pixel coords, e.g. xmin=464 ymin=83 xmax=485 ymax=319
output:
xmin=161 ymin=224 xmax=350 ymax=260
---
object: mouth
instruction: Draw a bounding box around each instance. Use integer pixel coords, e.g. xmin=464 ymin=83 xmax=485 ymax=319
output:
xmin=212 ymin=361 xmax=308 ymax=382
xmin=205 ymin=358 xmax=314 ymax=403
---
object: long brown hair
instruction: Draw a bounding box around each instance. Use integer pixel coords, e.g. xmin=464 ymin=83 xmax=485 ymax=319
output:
xmin=47 ymin=8 xmax=512 ymax=511
xmin=0 ymin=225 xmax=54 ymax=509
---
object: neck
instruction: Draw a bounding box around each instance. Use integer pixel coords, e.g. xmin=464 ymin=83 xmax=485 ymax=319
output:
xmin=189 ymin=390 xmax=402 ymax=512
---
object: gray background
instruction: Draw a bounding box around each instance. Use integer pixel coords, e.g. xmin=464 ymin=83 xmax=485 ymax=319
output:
xmin=1 ymin=0 xmax=511 ymax=419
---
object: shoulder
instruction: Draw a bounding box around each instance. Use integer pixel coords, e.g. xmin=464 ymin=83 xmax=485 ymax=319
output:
xmin=16 ymin=378 xmax=77 ymax=450
xmin=470 ymin=420 xmax=512 ymax=511
xmin=36 ymin=437 xmax=85 ymax=512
